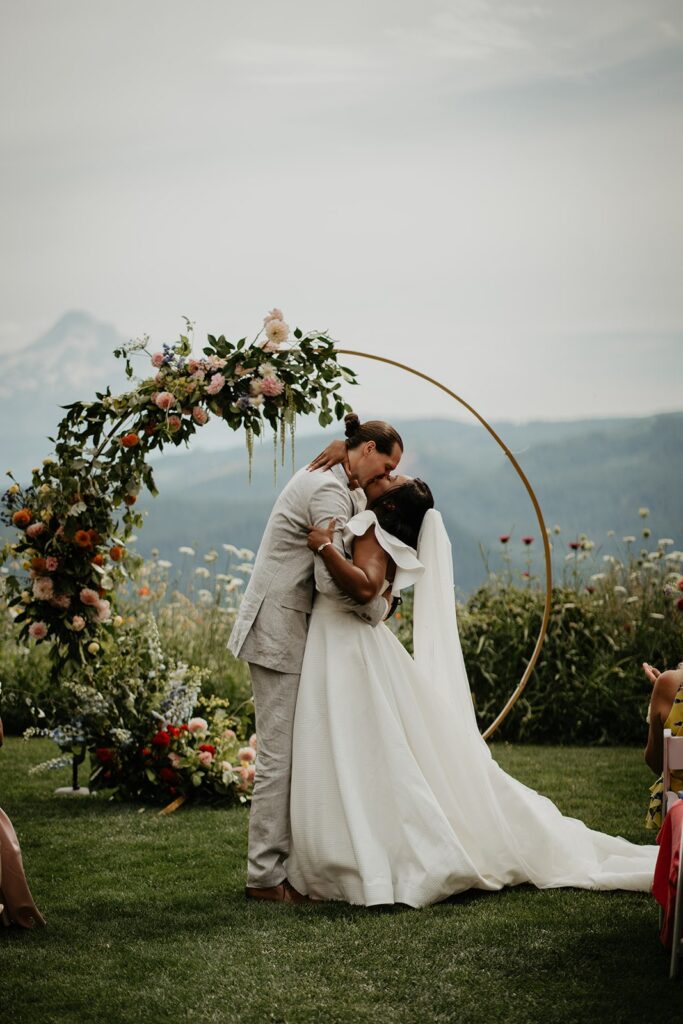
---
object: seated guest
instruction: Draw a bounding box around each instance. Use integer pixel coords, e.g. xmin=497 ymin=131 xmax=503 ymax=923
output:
xmin=0 ymin=716 xmax=46 ymax=928
xmin=644 ymin=660 xmax=683 ymax=830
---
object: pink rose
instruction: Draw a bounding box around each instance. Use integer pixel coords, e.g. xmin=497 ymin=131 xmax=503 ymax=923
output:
xmin=261 ymin=376 xmax=284 ymax=398
xmin=95 ymin=599 xmax=111 ymax=622
xmin=33 ymin=577 xmax=54 ymax=600
xmin=80 ymin=587 xmax=100 ymax=607
xmin=188 ymin=717 xmax=208 ymax=734
xmin=154 ymin=372 xmax=165 ymax=385
xmin=240 ymin=765 xmax=250 ymax=782
xmin=206 ymin=373 xmax=226 ymax=396
xmin=249 ymin=733 xmax=257 ymax=749
xmin=45 ymin=556 xmax=58 ymax=571
xmin=238 ymin=746 xmax=255 ymax=763
xmin=198 ymin=750 xmax=214 ymax=767
xmin=154 ymin=391 xmax=175 ymax=411
xmin=234 ymin=363 xmax=248 ymax=377
xmin=151 ymin=352 xmax=164 ymax=367
xmin=168 ymin=752 xmax=182 ymax=768
xmin=29 ymin=621 xmax=48 ymax=640
xmin=263 ymin=308 xmax=284 ymax=324
xmin=223 ymin=728 xmax=236 ymax=740
xmin=187 ymin=359 xmax=200 ymax=374
xmin=50 ymin=594 xmax=71 ymax=609
xmin=207 ymin=355 xmax=227 ymax=369
xmin=221 ymin=760 xmax=233 ymax=773
xmin=71 ymin=615 xmax=86 ymax=631
xmin=247 ymin=764 xmax=256 ymax=782
xmin=192 ymin=407 xmax=208 ymax=425
xmin=167 ymin=415 xmax=182 ymax=433
xmin=26 ymin=522 xmax=46 ymax=540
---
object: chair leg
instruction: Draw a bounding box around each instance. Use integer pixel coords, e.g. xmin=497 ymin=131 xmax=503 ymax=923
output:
xmin=669 ymin=833 xmax=683 ymax=980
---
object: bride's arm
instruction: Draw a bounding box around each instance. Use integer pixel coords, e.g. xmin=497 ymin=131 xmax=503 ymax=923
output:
xmin=308 ymin=521 xmax=388 ymax=604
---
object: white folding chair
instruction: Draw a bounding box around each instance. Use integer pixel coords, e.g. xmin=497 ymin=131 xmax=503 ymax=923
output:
xmin=662 ymin=730 xmax=683 ymax=978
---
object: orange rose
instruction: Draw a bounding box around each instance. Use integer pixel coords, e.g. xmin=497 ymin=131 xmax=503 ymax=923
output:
xmin=87 ymin=529 xmax=101 ymax=546
xmin=121 ymin=432 xmax=140 ymax=448
xmin=109 ymin=545 xmax=124 ymax=562
xmin=12 ymin=508 xmax=32 ymax=528
xmin=74 ymin=530 xmax=93 ymax=548
xmin=123 ymin=495 xmax=137 ymax=506
xmin=137 ymin=585 xmax=151 ymax=597
xmin=91 ymin=553 xmax=105 ymax=566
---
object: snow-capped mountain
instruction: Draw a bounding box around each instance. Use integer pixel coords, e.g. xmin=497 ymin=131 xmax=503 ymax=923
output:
xmin=1 ymin=311 xmax=132 ymax=476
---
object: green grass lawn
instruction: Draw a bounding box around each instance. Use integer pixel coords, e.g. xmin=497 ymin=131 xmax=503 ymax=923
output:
xmin=1 ymin=739 xmax=679 ymax=1024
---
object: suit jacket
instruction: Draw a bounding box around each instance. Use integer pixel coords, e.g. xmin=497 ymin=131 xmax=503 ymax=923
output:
xmin=227 ymin=464 xmax=387 ymax=673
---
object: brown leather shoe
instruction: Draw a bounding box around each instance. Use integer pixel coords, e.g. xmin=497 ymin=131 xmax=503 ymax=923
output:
xmin=245 ymin=879 xmax=317 ymax=905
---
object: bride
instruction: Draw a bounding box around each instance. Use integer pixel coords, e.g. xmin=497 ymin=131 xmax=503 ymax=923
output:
xmin=283 ymin=471 xmax=657 ymax=908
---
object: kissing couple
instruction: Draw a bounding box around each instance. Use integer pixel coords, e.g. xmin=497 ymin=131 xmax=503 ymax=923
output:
xmin=228 ymin=414 xmax=656 ymax=907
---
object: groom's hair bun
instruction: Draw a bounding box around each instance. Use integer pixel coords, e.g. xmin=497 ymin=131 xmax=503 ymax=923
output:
xmin=344 ymin=414 xmax=403 ymax=455
xmin=344 ymin=412 xmax=362 ymax=439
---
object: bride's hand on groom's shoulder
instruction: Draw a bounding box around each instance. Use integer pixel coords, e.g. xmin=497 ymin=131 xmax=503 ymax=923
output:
xmin=307 ymin=440 xmax=350 ymax=475
xmin=307 ymin=518 xmax=337 ymax=552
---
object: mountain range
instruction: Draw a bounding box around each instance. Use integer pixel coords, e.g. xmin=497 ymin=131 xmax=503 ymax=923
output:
xmin=2 ymin=311 xmax=681 ymax=593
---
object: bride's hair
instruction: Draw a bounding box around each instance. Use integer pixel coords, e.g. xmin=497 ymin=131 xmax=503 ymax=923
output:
xmin=371 ymin=479 xmax=434 ymax=550
xmin=344 ymin=413 xmax=403 ymax=455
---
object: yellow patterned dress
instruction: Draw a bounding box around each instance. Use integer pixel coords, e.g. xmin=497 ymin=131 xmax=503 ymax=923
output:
xmin=646 ymin=684 xmax=683 ymax=830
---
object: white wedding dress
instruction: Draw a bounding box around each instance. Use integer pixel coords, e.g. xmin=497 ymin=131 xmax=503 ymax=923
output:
xmin=284 ymin=510 xmax=657 ymax=907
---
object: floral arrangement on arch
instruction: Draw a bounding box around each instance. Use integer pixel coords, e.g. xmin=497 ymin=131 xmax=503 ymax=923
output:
xmin=0 ymin=310 xmax=357 ymax=674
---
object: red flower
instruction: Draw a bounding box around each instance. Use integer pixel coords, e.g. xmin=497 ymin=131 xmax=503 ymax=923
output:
xmin=521 ymin=571 xmax=530 ymax=578
xmin=141 ymin=747 xmax=152 ymax=757
xmin=74 ymin=529 xmax=94 ymax=548
xmin=569 ymin=541 xmax=581 ymax=551
xmin=95 ymin=747 xmax=114 ymax=763
xmin=586 ymin=585 xmax=595 ymax=594
xmin=151 ymin=731 xmax=171 ymax=747
xmin=168 ymin=726 xmax=181 ymax=738
xmin=123 ymin=494 xmax=137 ymax=506
xmin=499 ymin=535 xmax=511 ymax=544
xmin=120 ymin=432 xmax=140 ymax=448
xmin=180 ymin=724 xmax=189 ymax=731
xmin=159 ymin=767 xmax=177 ymax=783
xmin=522 ymin=536 xmax=534 ymax=546
xmin=199 ymin=743 xmax=216 ymax=755
xmin=109 ymin=545 xmax=124 ymax=562
xmin=677 ymin=597 xmax=683 ymax=612
xmin=91 ymin=552 xmax=105 ymax=566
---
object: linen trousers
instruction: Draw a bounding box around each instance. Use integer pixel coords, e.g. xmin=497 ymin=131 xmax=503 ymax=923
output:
xmin=246 ymin=663 xmax=301 ymax=888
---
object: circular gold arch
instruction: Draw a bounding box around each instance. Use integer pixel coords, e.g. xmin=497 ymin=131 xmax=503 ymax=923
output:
xmin=336 ymin=348 xmax=552 ymax=741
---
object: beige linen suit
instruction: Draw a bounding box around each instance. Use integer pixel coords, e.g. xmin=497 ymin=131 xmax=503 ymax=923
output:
xmin=228 ymin=464 xmax=387 ymax=888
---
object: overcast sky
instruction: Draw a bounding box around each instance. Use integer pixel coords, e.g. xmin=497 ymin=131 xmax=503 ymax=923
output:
xmin=1 ymin=0 xmax=681 ymax=423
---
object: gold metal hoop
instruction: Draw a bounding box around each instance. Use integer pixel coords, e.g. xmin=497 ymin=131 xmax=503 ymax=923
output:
xmin=336 ymin=348 xmax=553 ymax=741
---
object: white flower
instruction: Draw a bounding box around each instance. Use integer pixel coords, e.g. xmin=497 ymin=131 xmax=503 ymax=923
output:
xmin=639 ymin=507 xmax=650 ymax=518
xmin=158 ymin=560 xmax=172 ymax=568
xmin=625 ymin=596 xmax=639 ymax=603
xmin=613 ymin=585 xmax=627 ymax=595
xmin=222 ymin=544 xmax=241 ymax=556
xmin=263 ymin=307 xmax=284 ymax=324
xmin=250 ymin=378 xmax=264 ymax=396
xmin=203 ymin=551 xmax=218 ymax=563
xmin=226 ymin=578 xmax=244 ymax=592
xmin=239 ymin=548 xmax=254 ymax=560
xmin=249 ymin=395 xmax=264 ymax=408
xmin=265 ymin=318 xmax=289 ymax=345
xmin=658 ymin=539 xmax=674 ymax=547
xmin=235 ymin=563 xmax=253 ymax=574
xmin=641 ymin=562 xmax=657 ymax=571
xmin=649 ymin=613 xmax=665 ymax=620
xmin=195 ymin=566 xmax=211 ymax=578
xmin=258 ymin=362 xmax=277 ymax=379
xmin=622 ymin=536 xmax=636 ymax=544
xmin=178 ymin=546 xmax=195 ymax=556
xmin=590 ymin=573 xmax=606 ymax=581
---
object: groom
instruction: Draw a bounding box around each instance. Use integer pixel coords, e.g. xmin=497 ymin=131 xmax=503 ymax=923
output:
xmin=228 ymin=417 xmax=403 ymax=903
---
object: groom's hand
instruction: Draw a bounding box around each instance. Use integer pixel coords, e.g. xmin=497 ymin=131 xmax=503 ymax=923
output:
xmin=307 ymin=518 xmax=337 ymax=552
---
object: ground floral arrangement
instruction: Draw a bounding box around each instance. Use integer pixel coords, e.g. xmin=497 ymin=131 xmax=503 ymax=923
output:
xmin=24 ymin=614 xmax=257 ymax=806
xmin=0 ymin=309 xmax=356 ymax=675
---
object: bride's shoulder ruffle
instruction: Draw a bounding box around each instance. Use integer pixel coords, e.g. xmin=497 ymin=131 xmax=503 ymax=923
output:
xmin=344 ymin=511 xmax=425 ymax=593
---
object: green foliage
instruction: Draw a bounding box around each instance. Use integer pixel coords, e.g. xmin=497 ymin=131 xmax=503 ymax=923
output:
xmin=0 ymin=314 xmax=356 ymax=674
